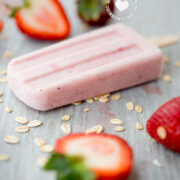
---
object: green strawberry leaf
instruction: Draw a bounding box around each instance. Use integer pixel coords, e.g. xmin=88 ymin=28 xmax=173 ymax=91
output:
xmin=44 ymin=153 xmax=96 ymax=180
xmin=78 ymin=0 xmax=110 ymax=21
xmin=8 ymin=0 xmax=31 ymax=18
xmin=9 ymin=7 xmax=20 ymax=18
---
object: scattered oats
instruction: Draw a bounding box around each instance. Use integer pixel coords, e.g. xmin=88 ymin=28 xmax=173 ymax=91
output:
xmin=36 ymin=157 xmax=48 ymax=167
xmin=149 ymin=35 xmax=179 ymax=48
xmin=173 ymin=61 xmax=180 ymax=67
xmin=28 ymin=120 xmax=42 ymax=128
xmin=126 ymin=101 xmax=134 ymax=111
xmin=162 ymin=74 xmax=172 ymax=83
xmin=34 ymin=138 xmax=46 ymax=147
xmin=61 ymin=123 xmax=71 ymax=134
xmin=86 ymin=98 xmax=94 ymax=104
xmin=0 ymin=99 xmax=3 ymax=103
xmin=135 ymin=105 xmax=143 ymax=114
xmin=99 ymin=96 xmax=109 ymax=103
xmin=111 ymin=94 xmax=121 ymax=101
xmin=115 ymin=126 xmax=126 ymax=132
xmin=15 ymin=117 xmax=28 ymax=124
xmin=153 ymin=159 xmax=162 ymax=167
xmin=86 ymin=125 xmax=104 ymax=134
xmin=157 ymin=126 xmax=166 ymax=140
xmin=5 ymin=106 xmax=13 ymax=113
xmin=163 ymin=56 xmax=169 ymax=64
xmin=1 ymin=69 xmax=7 ymax=76
xmin=84 ymin=107 xmax=91 ymax=112
xmin=110 ymin=118 xmax=124 ymax=125
xmin=0 ymin=91 xmax=3 ymax=97
xmin=0 ymin=154 xmax=10 ymax=161
xmin=15 ymin=126 xmax=30 ymax=133
xmin=73 ymin=101 xmax=82 ymax=105
xmin=4 ymin=136 xmax=19 ymax=144
xmin=136 ymin=122 xmax=144 ymax=130
xmin=62 ymin=114 xmax=71 ymax=122
xmin=4 ymin=50 xmax=13 ymax=59
xmin=0 ymin=78 xmax=8 ymax=83
xmin=40 ymin=145 xmax=54 ymax=153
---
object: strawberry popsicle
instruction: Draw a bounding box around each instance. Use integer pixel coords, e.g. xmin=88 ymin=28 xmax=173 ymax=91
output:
xmin=8 ymin=24 xmax=163 ymax=111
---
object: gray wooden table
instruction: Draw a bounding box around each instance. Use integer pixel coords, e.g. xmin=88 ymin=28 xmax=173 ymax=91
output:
xmin=0 ymin=0 xmax=180 ymax=180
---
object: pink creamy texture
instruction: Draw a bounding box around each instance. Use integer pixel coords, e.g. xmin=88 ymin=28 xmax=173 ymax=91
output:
xmin=8 ymin=24 xmax=163 ymax=111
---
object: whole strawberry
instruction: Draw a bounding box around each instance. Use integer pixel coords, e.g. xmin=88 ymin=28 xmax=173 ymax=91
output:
xmin=77 ymin=0 xmax=114 ymax=26
xmin=146 ymin=97 xmax=180 ymax=152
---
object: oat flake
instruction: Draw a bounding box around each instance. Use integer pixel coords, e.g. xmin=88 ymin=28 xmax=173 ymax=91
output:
xmin=111 ymin=94 xmax=121 ymax=101
xmin=61 ymin=123 xmax=71 ymax=134
xmin=4 ymin=136 xmax=19 ymax=144
xmin=40 ymin=145 xmax=54 ymax=153
xmin=84 ymin=107 xmax=91 ymax=112
xmin=136 ymin=122 xmax=144 ymax=130
xmin=110 ymin=118 xmax=124 ymax=125
xmin=126 ymin=101 xmax=134 ymax=111
xmin=86 ymin=98 xmax=94 ymax=104
xmin=28 ymin=120 xmax=42 ymax=128
xmin=34 ymin=138 xmax=46 ymax=147
xmin=15 ymin=126 xmax=30 ymax=133
xmin=62 ymin=114 xmax=71 ymax=122
xmin=0 ymin=154 xmax=10 ymax=161
xmin=135 ymin=105 xmax=143 ymax=114
xmin=15 ymin=117 xmax=28 ymax=124
xmin=115 ymin=126 xmax=126 ymax=132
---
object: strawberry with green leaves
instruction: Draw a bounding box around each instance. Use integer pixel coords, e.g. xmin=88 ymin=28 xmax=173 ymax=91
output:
xmin=44 ymin=133 xmax=133 ymax=180
xmin=77 ymin=0 xmax=114 ymax=26
xmin=9 ymin=0 xmax=70 ymax=40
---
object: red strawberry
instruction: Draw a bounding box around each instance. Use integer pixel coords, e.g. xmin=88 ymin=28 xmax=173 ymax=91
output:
xmin=11 ymin=0 xmax=70 ymax=40
xmin=45 ymin=133 xmax=133 ymax=180
xmin=146 ymin=97 xmax=180 ymax=152
xmin=0 ymin=20 xmax=4 ymax=32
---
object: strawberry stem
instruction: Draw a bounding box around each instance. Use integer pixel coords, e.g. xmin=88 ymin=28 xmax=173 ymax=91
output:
xmin=7 ymin=0 xmax=31 ymax=18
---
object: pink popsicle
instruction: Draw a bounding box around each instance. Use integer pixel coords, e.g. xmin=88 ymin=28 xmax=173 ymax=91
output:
xmin=8 ymin=24 xmax=163 ymax=111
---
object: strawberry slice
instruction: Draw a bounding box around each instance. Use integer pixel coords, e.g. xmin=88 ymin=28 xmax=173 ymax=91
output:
xmin=12 ymin=0 xmax=70 ymax=40
xmin=146 ymin=97 xmax=180 ymax=152
xmin=44 ymin=133 xmax=133 ymax=180
xmin=0 ymin=20 xmax=4 ymax=32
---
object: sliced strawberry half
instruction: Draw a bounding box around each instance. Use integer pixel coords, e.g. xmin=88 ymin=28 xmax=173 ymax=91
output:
xmin=0 ymin=20 xmax=4 ymax=32
xmin=45 ymin=133 xmax=133 ymax=180
xmin=14 ymin=0 xmax=70 ymax=40
xmin=146 ymin=97 xmax=180 ymax=152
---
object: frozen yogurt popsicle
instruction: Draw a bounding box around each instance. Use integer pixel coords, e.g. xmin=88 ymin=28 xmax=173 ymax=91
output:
xmin=8 ymin=24 xmax=163 ymax=111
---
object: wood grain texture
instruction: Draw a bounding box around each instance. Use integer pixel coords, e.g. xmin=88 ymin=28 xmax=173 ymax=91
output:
xmin=0 ymin=0 xmax=180 ymax=180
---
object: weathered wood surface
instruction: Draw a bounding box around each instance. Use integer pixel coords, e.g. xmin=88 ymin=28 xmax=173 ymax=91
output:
xmin=0 ymin=0 xmax=180 ymax=180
